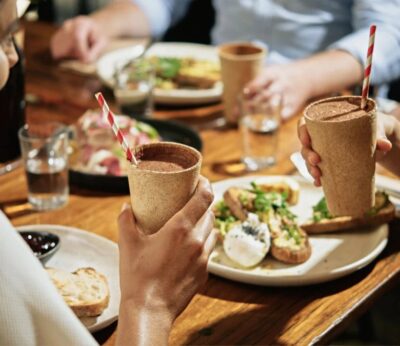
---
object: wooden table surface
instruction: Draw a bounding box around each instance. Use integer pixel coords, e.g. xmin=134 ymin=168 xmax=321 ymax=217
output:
xmin=2 ymin=20 xmax=400 ymax=345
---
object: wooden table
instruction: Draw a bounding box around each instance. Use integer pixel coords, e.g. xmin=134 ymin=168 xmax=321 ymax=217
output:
xmin=2 ymin=21 xmax=400 ymax=345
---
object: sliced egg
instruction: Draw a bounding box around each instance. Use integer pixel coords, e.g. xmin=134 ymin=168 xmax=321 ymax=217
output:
xmin=223 ymin=213 xmax=271 ymax=268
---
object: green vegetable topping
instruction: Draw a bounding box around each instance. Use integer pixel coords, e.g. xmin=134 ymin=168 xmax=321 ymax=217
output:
xmin=312 ymin=197 xmax=332 ymax=222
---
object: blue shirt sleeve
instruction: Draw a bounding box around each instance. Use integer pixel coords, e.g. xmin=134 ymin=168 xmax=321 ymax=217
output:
xmin=329 ymin=0 xmax=400 ymax=85
xmin=133 ymin=0 xmax=192 ymax=38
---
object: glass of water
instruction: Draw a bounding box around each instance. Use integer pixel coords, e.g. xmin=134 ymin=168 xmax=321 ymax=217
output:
xmin=114 ymin=58 xmax=154 ymax=118
xmin=18 ymin=122 xmax=69 ymax=210
xmin=239 ymin=95 xmax=281 ymax=171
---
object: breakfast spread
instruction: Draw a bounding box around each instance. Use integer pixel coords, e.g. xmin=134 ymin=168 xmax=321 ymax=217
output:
xmin=47 ymin=267 xmax=110 ymax=318
xmin=122 ymin=56 xmax=220 ymax=91
xmin=71 ymin=109 xmax=160 ymax=176
xmin=214 ymin=178 xmax=312 ymax=267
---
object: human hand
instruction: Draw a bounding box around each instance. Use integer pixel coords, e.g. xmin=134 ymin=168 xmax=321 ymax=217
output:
xmin=50 ymin=16 xmax=108 ymax=63
xmin=118 ymin=176 xmax=217 ymax=322
xmin=244 ymin=63 xmax=312 ymax=120
xmin=297 ymin=112 xmax=396 ymax=187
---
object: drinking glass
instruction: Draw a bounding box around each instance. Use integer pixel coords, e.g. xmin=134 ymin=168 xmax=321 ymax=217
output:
xmin=114 ymin=58 xmax=154 ymax=118
xmin=239 ymin=95 xmax=281 ymax=171
xmin=18 ymin=122 xmax=69 ymax=210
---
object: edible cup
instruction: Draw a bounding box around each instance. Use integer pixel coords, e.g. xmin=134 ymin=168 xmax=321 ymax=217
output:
xmin=128 ymin=142 xmax=201 ymax=234
xmin=218 ymin=42 xmax=266 ymax=125
xmin=304 ymin=96 xmax=377 ymax=217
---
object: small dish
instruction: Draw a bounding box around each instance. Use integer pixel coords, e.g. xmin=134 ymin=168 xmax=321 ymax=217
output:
xmin=18 ymin=231 xmax=60 ymax=265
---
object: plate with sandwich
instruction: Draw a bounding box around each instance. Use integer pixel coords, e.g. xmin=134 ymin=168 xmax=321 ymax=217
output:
xmin=17 ymin=224 xmax=119 ymax=333
xmin=209 ymin=176 xmax=394 ymax=286
xmin=96 ymin=42 xmax=222 ymax=105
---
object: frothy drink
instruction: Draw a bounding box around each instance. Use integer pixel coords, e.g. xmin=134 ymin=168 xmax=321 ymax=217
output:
xmin=137 ymin=160 xmax=183 ymax=172
xmin=304 ymin=96 xmax=377 ymax=217
xmin=128 ymin=142 xmax=201 ymax=234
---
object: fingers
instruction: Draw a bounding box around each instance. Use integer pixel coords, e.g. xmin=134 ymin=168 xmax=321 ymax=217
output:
xmin=193 ymin=210 xmax=215 ymax=242
xmin=204 ymin=229 xmax=218 ymax=257
xmin=161 ymin=176 xmax=214 ymax=236
xmin=243 ymin=71 xmax=274 ymax=98
xmin=300 ymin=146 xmax=320 ymax=166
xmin=86 ymin=35 xmax=107 ymax=63
xmin=118 ymin=203 xmax=142 ymax=247
xmin=297 ymin=117 xmax=311 ymax=147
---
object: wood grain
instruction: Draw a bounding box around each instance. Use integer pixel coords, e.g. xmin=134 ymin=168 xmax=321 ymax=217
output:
xmin=1 ymin=20 xmax=400 ymax=346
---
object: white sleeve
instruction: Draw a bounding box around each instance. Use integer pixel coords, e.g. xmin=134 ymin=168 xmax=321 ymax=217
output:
xmin=133 ymin=0 xmax=192 ymax=38
xmin=329 ymin=0 xmax=400 ymax=85
xmin=0 ymin=212 xmax=98 ymax=346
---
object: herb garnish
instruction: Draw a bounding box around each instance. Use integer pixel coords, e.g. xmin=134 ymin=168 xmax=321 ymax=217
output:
xmin=312 ymin=197 xmax=332 ymax=222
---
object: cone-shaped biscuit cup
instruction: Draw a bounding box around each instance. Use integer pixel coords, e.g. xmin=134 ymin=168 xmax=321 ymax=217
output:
xmin=128 ymin=142 xmax=201 ymax=234
xmin=218 ymin=42 xmax=266 ymax=125
xmin=304 ymin=96 xmax=377 ymax=217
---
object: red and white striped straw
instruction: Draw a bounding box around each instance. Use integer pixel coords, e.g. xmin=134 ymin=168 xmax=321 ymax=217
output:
xmin=361 ymin=25 xmax=377 ymax=109
xmin=95 ymin=92 xmax=137 ymax=165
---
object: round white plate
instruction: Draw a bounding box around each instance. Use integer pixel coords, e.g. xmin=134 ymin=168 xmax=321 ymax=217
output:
xmin=16 ymin=224 xmax=119 ymax=333
xmin=96 ymin=42 xmax=222 ymax=105
xmin=208 ymin=176 xmax=388 ymax=286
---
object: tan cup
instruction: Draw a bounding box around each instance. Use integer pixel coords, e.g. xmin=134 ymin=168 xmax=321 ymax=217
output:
xmin=304 ymin=96 xmax=377 ymax=217
xmin=128 ymin=142 xmax=201 ymax=234
xmin=218 ymin=42 xmax=266 ymax=124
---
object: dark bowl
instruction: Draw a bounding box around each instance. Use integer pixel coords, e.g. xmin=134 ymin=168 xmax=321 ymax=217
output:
xmin=18 ymin=231 xmax=60 ymax=265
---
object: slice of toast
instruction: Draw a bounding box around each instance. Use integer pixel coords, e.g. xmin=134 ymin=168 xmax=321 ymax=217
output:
xmin=223 ymin=187 xmax=256 ymax=221
xmin=302 ymin=192 xmax=395 ymax=234
xmin=302 ymin=203 xmax=395 ymax=234
xmin=267 ymin=210 xmax=312 ymax=264
xmin=47 ymin=267 xmax=110 ymax=317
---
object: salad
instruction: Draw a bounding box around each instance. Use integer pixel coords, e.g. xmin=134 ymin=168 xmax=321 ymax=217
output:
xmin=73 ymin=109 xmax=160 ymax=176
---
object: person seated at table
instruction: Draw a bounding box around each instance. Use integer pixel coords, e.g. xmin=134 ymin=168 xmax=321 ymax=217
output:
xmin=298 ymin=112 xmax=400 ymax=185
xmin=0 ymin=3 xmax=216 ymax=345
xmin=50 ymin=0 xmax=400 ymax=119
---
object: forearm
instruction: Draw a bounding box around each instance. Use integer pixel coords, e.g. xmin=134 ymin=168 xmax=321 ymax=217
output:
xmin=116 ymin=300 xmax=173 ymax=346
xmin=90 ymin=1 xmax=151 ymax=38
xmin=294 ymin=50 xmax=363 ymax=99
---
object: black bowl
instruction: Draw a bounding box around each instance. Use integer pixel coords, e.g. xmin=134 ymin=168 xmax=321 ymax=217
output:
xmin=69 ymin=118 xmax=203 ymax=193
xmin=19 ymin=231 xmax=60 ymax=265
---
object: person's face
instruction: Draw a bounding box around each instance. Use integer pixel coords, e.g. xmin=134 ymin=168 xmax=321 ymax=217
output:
xmin=0 ymin=0 xmax=18 ymax=89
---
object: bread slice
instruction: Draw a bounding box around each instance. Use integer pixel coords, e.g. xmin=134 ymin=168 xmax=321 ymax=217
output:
xmin=267 ymin=210 xmax=312 ymax=264
xmin=47 ymin=267 xmax=110 ymax=317
xmin=223 ymin=187 xmax=255 ymax=221
xmin=302 ymin=203 xmax=395 ymax=234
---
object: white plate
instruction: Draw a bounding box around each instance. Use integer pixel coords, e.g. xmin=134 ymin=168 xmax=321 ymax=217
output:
xmin=16 ymin=224 xmax=120 ymax=333
xmin=96 ymin=42 xmax=222 ymax=105
xmin=208 ymin=176 xmax=388 ymax=286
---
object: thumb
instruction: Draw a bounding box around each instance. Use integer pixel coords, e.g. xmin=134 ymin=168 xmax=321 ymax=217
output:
xmin=118 ymin=203 xmax=142 ymax=247
xmin=86 ymin=33 xmax=107 ymax=63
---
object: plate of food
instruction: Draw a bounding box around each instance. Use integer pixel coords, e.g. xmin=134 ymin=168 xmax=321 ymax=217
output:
xmin=96 ymin=42 xmax=222 ymax=105
xmin=17 ymin=224 xmax=119 ymax=333
xmin=68 ymin=109 xmax=202 ymax=192
xmin=209 ymin=176 xmax=394 ymax=286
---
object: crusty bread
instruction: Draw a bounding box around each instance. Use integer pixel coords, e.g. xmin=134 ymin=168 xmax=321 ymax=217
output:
xmin=223 ymin=187 xmax=255 ymax=221
xmin=47 ymin=267 xmax=110 ymax=317
xmin=302 ymin=203 xmax=395 ymax=234
xmin=270 ymin=228 xmax=312 ymax=264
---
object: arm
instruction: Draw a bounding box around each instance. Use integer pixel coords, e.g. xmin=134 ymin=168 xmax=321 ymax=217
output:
xmin=116 ymin=177 xmax=217 ymax=346
xmin=245 ymin=0 xmax=400 ymax=119
xmin=245 ymin=50 xmax=363 ymax=119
